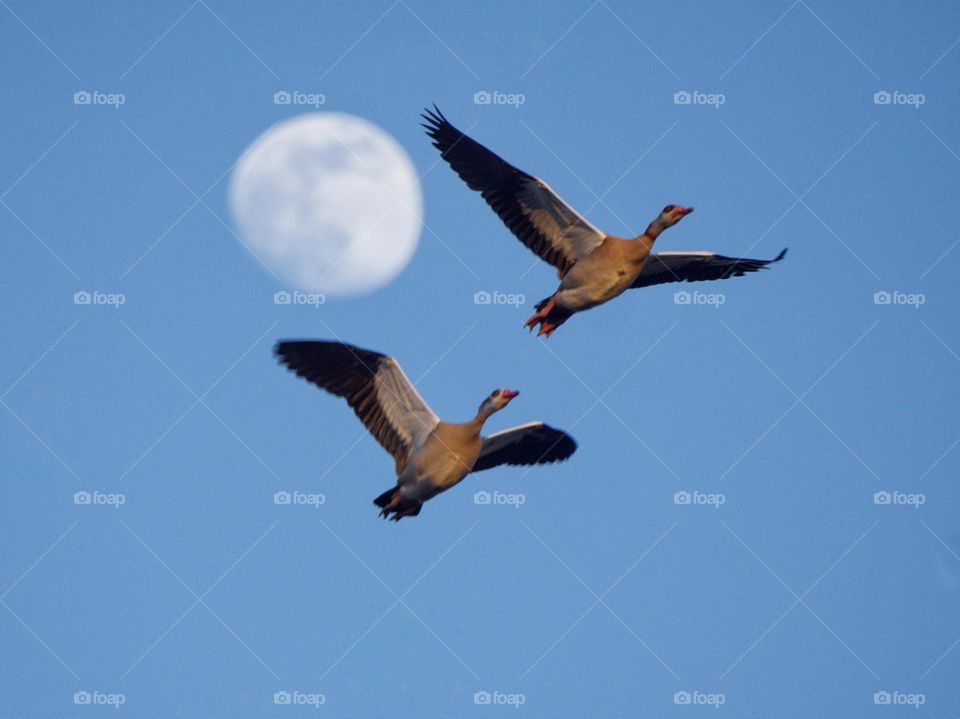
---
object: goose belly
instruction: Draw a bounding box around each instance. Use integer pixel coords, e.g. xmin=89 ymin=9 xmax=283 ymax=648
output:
xmin=401 ymin=446 xmax=476 ymax=501
xmin=558 ymin=263 xmax=639 ymax=311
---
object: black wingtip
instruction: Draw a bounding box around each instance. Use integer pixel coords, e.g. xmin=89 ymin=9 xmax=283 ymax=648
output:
xmin=421 ymin=105 xmax=452 ymax=133
xmin=274 ymin=340 xmax=309 ymax=370
xmin=273 ymin=340 xmax=388 ymax=386
xmin=773 ymin=247 xmax=788 ymax=262
xmin=421 ymin=105 xmax=442 ymax=124
xmin=542 ymin=425 xmax=578 ymax=463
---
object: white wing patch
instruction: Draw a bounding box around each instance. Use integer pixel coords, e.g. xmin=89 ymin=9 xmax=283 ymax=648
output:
xmin=518 ymin=180 xmax=605 ymax=262
xmin=373 ymin=358 xmax=440 ymax=453
xmin=654 ymin=251 xmax=716 ymax=257
xmin=481 ymin=422 xmax=544 ymax=449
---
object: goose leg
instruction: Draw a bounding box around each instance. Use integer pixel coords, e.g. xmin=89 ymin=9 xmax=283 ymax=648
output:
xmin=379 ymin=492 xmax=402 ymax=519
xmin=389 ymin=503 xmax=423 ymax=521
xmin=379 ymin=491 xmax=423 ymax=521
xmin=524 ymin=293 xmax=558 ymax=332
xmin=538 ymin=320 xmax=559 ymax=338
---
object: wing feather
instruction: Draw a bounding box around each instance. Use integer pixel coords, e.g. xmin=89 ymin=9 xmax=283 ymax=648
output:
xmin=422 ymin=106 xmax=604 ymax=274
xmin=631 ymin=248 xmax=787 ymax=289
xmin=472 ymin=422 xmax=577 ymax=472
xmin=275 ymin=341 xmax=439 ymax=474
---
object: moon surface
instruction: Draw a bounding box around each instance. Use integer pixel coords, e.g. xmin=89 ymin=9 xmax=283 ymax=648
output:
xmin=229 ymin=113 xmax=422 ymax=296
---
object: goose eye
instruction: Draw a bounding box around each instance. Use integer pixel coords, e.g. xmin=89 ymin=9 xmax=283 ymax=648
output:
xmin=491 ymin=390 xmax=500 ymax=397
xmin=663 ymin=204 xmax=675 ymax=213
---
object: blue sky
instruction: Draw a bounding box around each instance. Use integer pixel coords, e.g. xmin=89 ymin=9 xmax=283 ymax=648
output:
xmin=2 ymin=0 xmax=959 ymax=716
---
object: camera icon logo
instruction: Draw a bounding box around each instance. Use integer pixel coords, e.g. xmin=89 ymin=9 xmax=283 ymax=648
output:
xmin=274 ymin=491 xmax=292 ymax=505
xmin=873 ymin=491 xmax=891 ymax=505
xmin=673 ymin=91 xmax=692 ymax=105
xmin=74 ymin=491 xmax=92 ymax=505
xmin=873 ymin=91 xmax=892 ymax=105
xmin=74 ymin=691 xmax=92 ymax=704
xmin=673 ymin=491 xmax=691 ymax=505
xmin=873 ymin=691 xmax=891 ymax=705
xmin=274 ymin=291 xmax=291 ymax=305
xmin=674 ymin=691 xmax=691 ymax=704
xmin=474 ymin=690 xmax=492 ymax=704
xmin=73 ymin=91 xmax=92 ymax=105
xmin=474 ymin=491 xmax=492 ymax=505
xmin=74 ymin=291 xmax=92 ymax=305
xmin=674 ymin=290 xmax=691 ymax=305
xmin=873 ymin=291 xmax=891 ymax=305
xmin=474 ymin=290 xmax=492 ymax=305
xmin=473 ymin=91 xmax=492 ymax=105
xmin=274 ymin=690 xmax=292 ymax=705
xmin=273 ymin=91 xmax=292 ymax=105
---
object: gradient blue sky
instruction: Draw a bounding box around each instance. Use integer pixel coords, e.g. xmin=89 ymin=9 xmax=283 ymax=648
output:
xmin=2 ymin=1 xmax=959 ymax=716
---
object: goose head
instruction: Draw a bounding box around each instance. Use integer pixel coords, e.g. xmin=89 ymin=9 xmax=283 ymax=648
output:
xmin=655 ymin=204 xmax=694 ymax=229
xmin=478 ymin=388 xmax=519 ymax=416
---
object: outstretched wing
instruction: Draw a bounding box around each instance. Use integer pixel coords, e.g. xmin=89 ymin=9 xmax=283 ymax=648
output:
xmin=472 ymin=422 xmax=577 ymax=473
xmin=275 ymin=341 xmax=440 ymax=474
xmin=422 ymin=106 xmax=605 ymax=275
xmin=631 ymin=248 xmax=787 ymax=289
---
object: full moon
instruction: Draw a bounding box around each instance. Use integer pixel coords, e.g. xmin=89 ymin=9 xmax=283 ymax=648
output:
xmin=229 ymin=113 xmax=422 ymax=296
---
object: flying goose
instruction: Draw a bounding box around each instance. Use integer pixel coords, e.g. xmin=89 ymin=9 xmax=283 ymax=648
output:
xmin=275 ymin=340 xmax=577 ymax=521
xmin=422 ymin=107 xmax=787 ymax=337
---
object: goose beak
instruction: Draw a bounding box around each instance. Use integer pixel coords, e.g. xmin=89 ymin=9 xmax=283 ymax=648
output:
xmin=677 ymin=206 xmax=694 ymax=216
xmin=501 ymin=389 xmax=519 ymax=399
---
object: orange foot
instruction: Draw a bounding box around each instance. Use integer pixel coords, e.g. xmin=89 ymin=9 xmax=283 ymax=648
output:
xmin=524 ymin=314 xmax=543 ymax=332
xmin=524 ymin=295 xmax=558 ymax=332
xmin=379 ymin=491 xmax=422 ymax=521
xmin=379 ymin=490 xmax=403 ymax=519
xmin=537 ymin=320 xmax=559 ymax=338
xmin=390 ymin=504 xmax=422 ymax=521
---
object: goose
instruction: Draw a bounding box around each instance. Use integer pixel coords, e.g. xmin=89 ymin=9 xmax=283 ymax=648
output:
xmin=274 ymin=340 xmax=577 ymax=521
xmin=422 ymin=106 xmax=787 ymax=337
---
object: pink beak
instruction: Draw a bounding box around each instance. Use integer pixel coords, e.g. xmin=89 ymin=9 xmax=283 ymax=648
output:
xmin=677 ymin=206 xmax=694 ymax=216
xmin=501 ymin=389 xmax=519 ymax=399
